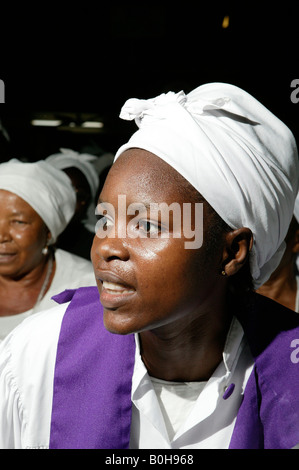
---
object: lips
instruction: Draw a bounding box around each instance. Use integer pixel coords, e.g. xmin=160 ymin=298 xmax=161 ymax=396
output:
xmin=0 ymin=252 xmax=17 ymax=263
xmin=96 ymin=270 xmax=136 ymax=308
xmin=102 ymin=280 xmax=135 ymax=295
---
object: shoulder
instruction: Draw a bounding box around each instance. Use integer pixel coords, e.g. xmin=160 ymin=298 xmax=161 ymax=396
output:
xmin=241 ymin=293 xmax=299 ymax=448
xmin=237 ymin=291 xmax=299 ymax=358
xmin=0 ymin=302 xmax=68 ymax=372
xmin=55 ymin=248 xmax=92 ymax=269
xmin=0 ymin=303 xmax=69 ymax=448
xmin=53 ymin=249 xmax=96 ymax=287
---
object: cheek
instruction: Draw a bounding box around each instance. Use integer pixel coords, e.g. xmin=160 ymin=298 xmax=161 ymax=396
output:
xmin=140 ymin=240 xmax=217 ymax=305
xmin=13 ymin=227 xmax=46 ymax=253
xmin=134 ymin=239 xmax=202 ymax=298
xmin=132 ymin=237 xmax=171 ymax=265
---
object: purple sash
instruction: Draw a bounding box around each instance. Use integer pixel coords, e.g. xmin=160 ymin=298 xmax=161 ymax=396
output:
xmin=49 ymin=288 xmax=299 ymax=449
xmin=49 ymin=287 xmax=135 ymax=449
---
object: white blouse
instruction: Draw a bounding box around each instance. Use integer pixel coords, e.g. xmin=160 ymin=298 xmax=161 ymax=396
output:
xmin=0 ymin=303 xmax=254 ymax=449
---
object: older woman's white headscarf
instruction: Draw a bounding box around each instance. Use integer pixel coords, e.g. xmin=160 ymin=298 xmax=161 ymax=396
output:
xmin=0 ymin=159 xmax=76 ymax=244
xmin=115 ymin=83 xmax=299 ymax=288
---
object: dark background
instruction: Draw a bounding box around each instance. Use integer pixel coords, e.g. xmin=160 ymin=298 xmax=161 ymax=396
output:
xmin=0 ymin=2 xmax=299 ymax=162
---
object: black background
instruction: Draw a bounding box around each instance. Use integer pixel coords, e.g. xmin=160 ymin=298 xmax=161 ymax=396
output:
xmin=0 ymin=2 xmax=299 ymax=161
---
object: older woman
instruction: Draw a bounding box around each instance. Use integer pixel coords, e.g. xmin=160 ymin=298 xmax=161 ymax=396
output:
xmin=0 ymin=83 xmax=299 ymax=449
xmin=0 ymin=159 xmax=96 ymax=340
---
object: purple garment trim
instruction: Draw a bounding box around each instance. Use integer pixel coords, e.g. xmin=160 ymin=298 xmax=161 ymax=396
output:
xmin=49 ymin=287 xmax=136 ymax=449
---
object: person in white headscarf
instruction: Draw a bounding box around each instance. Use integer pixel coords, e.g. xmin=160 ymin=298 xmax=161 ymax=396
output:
xmin=257 ymin=192 xmax=299 ymax=311
xmin=0 ymin=83 xmax=299 ymax=450
xmin=0 ymin=159 xmax=96 ymax=341
xmin=116 ymin=85 xmax=298 ymax=289
xmin=46 ymin=148 xmax=100 ymax=259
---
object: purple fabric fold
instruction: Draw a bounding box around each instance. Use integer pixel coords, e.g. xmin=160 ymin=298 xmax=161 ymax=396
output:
xmin=49 ymin=287 xmax=135 ymax=449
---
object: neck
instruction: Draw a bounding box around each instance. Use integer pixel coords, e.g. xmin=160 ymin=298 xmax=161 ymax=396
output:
xmin=139 ymin=294 xmax=232 ymax=382
xmin=0 ymin=254 xmax=56 ymax=316
xmin=257 ymin=263 xmax=297 ymax=310
xmin=3 ymin=255 xmax=50 ymax=284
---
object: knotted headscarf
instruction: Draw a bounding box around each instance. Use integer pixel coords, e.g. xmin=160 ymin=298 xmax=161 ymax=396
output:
xmin=46 ymin=148 xmax=99 ymax=201
xmin=0 ymin=159 xmax=76 ymax=243
xmin=114 ymin=83 xmax=299 ymax=288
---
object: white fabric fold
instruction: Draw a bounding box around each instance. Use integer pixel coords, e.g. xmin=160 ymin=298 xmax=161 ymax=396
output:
xmin=115 ymin=83 xmax=299 ymax=288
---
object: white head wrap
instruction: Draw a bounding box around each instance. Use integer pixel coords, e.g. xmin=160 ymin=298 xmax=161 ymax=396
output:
xmin=0 ymin=159 xmax=76 ymax=244
xmin=46 ymin=148 xmax=99 ymax=200
xmin=115 ymin=83 xmax=299 ymax=289
xmin=46 ymin=148 xmax=101 ymax=233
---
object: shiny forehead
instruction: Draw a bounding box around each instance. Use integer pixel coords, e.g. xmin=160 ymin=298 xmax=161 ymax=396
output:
xmin=108 ymin=148 xmax=204 ymax=204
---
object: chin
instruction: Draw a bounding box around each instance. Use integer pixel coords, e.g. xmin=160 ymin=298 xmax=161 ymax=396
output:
xmin=103 ymin=309 xmax=139 ymax=336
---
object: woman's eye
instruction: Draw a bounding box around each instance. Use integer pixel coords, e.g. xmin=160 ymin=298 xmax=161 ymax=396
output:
xmin=12 ymin=220 xmax=27 ymax=225
xmin=95 ymin=214 xmax=114 ymax=231
xmin=138 ymin=220 xmax=160 ymax=236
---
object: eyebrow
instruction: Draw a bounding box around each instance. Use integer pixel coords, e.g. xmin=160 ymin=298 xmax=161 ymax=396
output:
xmin=10 ymin=210 xmax=27 ymax=216
xmin=97 ymin=198 xmax=152 ymax=211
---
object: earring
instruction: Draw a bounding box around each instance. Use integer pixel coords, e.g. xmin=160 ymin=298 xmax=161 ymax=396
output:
xmin=42 ymin=246 xmax=49 ymax=256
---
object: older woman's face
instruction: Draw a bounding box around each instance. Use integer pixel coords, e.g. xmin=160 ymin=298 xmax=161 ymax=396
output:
xmin=0 ymin=190 xmax=49 ymax=278
xmin=91 ymin=149 xmax=225 ymax=335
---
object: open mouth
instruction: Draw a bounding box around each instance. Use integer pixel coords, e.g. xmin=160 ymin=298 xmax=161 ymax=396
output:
xmin=99 ymin=279 xmax=136 ymax=309
xmin=102 ymin=280 xmax=135 ymax=295
xmin=0 ymin=253 xmax=17 ymax=262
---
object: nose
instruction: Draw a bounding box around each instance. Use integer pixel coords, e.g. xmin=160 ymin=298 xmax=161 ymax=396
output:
xmin=92 ymin=232 xmax=130 ymax=262
xmin=0 ymin=220 xmax=11 ymax=243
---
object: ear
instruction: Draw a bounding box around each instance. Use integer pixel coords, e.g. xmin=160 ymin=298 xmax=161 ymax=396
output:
xmin=46 ymin=230 xmax=52 ymax=244
xmin=222 ymin=228 xmax=253 ymax=277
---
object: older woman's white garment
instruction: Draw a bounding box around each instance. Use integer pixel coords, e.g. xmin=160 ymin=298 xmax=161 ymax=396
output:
xmin=0 ymin=249 xmax=96 ymax=341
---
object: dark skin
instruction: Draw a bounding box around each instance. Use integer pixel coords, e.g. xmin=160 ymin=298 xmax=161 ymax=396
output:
xmin=257 ymin=217 xmax=299 ymax=311
xmin=91 ymin=149 xmax=253 ymax=382
xmin=0 ymin=190 xmax=55 ymax=316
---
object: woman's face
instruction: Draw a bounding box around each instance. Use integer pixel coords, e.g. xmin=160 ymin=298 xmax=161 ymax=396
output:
xmin=91 ymin=149 xmax=225 ymax=335
xmin=0 ymin=190 xmax=50 ymax=278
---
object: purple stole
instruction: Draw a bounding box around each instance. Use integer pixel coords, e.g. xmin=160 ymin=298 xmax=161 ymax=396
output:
xmin=49 ymin=287 xmax=299 ymax=449
xmin=49 ymin=287 xmax=135 ymax=449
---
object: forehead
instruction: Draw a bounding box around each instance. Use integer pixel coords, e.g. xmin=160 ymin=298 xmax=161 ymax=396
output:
xmin=102 ymin=148 xmax=199 ymax=204
xmin=0 ymin=189 xmax=36 ymax=213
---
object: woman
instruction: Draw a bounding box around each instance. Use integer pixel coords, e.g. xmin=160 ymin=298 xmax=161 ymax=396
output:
xmin=46 ymin=148 xmax=101 ymax=259
xmin=0 ymin=83 xmax=299 ymax=449
xmin=0 ymin=159 xmax=96 ymax=340
xmin=257 ymin=192 xmax=299 ymax=311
